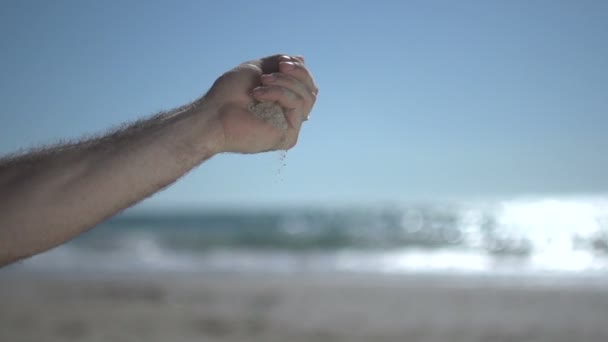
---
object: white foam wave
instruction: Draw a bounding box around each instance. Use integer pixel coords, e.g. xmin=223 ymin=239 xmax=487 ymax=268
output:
xmin=8 ymin=196 xmax=608 ymax=276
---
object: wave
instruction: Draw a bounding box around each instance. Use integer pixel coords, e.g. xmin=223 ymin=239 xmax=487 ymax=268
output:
xmin=10 ymin=196 xmax=608 ymax=275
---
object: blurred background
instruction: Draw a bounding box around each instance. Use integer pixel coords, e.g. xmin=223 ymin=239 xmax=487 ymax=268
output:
xmin=1 ymin=1 xmax=608 ymax=341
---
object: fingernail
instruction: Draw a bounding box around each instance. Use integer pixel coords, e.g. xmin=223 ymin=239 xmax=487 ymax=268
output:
xmin=281 ymin=62 xmax=295 ymax=71
xmin=252 ymin=86 xmax=264 ymax=94
xmin=261 ymin=74 xmax=275 ymax=83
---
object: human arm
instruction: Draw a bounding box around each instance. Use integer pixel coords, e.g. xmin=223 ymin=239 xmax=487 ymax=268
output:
xmin=0 ymin=54 xmax=318 ymax=266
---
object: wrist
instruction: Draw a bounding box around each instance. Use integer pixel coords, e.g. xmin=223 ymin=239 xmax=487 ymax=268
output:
xmin=174 ymin=98 xmax=226 ymax=159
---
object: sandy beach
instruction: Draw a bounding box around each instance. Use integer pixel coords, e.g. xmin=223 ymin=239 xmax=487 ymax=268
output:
xmin=2 ymin=272 xmax=608 ymax=342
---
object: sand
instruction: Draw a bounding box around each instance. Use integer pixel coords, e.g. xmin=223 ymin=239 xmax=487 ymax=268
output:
xmin=249 ymin=101 xmax=288 ymax=130
xmin=2 ymin=272 xmax=608 ymax=342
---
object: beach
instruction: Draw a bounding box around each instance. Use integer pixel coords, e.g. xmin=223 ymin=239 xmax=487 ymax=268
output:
xmin=3 ymin=200 xmax=608 ymax=341
xmin=2 ymin=272 xmax=608 ymax=342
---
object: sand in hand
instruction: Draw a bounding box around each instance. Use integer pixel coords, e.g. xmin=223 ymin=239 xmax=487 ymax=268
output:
xmin=248 ymin=101 xmax=288 ymax=130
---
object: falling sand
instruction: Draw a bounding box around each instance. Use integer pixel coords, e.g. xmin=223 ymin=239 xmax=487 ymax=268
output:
xmin=248 ymin=101 xmax=288 ymax=130
xmin=248 ymin=101 xmax=289 ymax=178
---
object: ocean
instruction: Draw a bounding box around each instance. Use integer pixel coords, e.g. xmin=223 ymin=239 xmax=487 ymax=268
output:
xmin=9 ymin=196 xmax=608 ymax=277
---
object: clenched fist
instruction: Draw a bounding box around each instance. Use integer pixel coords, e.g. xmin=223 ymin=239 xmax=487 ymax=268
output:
xmin=203 ymin=54 xmax=318 ymax=153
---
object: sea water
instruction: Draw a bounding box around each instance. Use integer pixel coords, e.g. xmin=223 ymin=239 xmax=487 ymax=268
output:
xmin=9 ymin=196 xmax=608 ymax=278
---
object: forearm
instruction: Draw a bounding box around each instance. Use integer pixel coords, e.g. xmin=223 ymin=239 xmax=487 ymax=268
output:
xmin=0 ymin=53 xmax=318 ymax=267
xmin=0 ymin=100 xmax=224 ymax=265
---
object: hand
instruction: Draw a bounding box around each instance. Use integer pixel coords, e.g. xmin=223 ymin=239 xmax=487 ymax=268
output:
xmin=203 ymin=54 xmax=318 ymax=153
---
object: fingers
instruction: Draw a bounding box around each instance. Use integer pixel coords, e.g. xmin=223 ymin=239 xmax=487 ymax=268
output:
xmin=252 ymin=85 xmax=302 ymax=111
xmin=253 ymin=54 xmax=318 ymax=96
xmin=278 ymin=55 xmax=319 ymax=96
xmin=260 ymin=72 xmax=316 ymax=108
xmin=252 ymin=85 xmax=307 ymax=129
xmin=249 ymin=54 xmax=317 ymax=131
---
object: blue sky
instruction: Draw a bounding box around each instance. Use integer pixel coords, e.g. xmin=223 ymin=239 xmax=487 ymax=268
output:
xmin=1 ymin=0 xmax=607 ymax=208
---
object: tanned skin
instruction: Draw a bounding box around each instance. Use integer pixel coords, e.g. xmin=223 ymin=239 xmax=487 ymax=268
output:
xmin=0 ymin=54 xmax=318 ymax=266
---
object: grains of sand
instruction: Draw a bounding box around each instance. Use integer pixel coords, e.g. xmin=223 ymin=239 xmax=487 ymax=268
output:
xmin=248 ymin=101 xmax=288 ymax=130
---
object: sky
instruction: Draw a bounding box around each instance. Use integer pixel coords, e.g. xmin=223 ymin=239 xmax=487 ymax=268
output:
xmin=0 ymin=0 xmax=607 ymax=209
